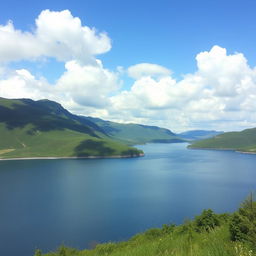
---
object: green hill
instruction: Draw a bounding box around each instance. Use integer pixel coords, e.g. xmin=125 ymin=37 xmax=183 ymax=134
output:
xmin=37 ymin=195 xmax=256 ymax=256
xmin=82 ymin=116 xmax=184 ymax=145
xmin=189 ymin=127 xmax=256 ymax=153
xmin=0 ymin=98 xmax=142 ymax=159
xmin=0 ymin=97 xmax=183 ymax=159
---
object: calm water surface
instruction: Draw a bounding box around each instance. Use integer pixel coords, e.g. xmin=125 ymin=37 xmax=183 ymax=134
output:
xmin=0 ymin=143 xmax=256 ymax=256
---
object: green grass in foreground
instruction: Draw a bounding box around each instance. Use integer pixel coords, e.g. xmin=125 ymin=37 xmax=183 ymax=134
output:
xmin=36 ymin=194 xmax=256 ymax=256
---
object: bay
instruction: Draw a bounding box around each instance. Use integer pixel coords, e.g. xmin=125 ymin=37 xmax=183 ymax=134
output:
xmin=0 ymin=143 xmax=256 ymax=256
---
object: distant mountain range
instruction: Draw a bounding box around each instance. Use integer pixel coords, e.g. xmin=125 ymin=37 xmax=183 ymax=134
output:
xmin=177 ymin=130 xmax=223 ymax=141
xmin=189 ymin=127 xmax=256 ymax=153
xmin=0 ymin=97 xmax=184 ymax=159
xmin=83 ymin=116 xmax=183 ymax=145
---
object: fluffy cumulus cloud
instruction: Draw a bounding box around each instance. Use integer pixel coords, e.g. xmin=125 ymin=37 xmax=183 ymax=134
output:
xmin=56 ymin=60 xmax=119 ymax=108
xmin=128 ymin=63 xmax=171 ymax=79
xmin=0 ymin=10 xmax=118 ymax=112
xmin=110 ymin=46 xmax=256 ymax=131
xmin=0 ymin=60 xmax=119 ymax=113
xmin=0 ymin=9 xmax=111 ymax=64
xmin=0 ymin=68 xmax=53 ymax=100
xmin=1 ymin=10 xmax=256 ymax=131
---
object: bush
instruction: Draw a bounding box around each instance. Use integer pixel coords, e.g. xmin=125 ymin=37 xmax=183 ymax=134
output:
xmin=144 ymin=228 xmax=163 ymax=239
xmin=229 ymin=193 xmax=256 ymax=246
xmin=161 ymin=223 xmax=176 ymax=234
xmin=95 ymin=243 xmax=117 ymax=255
xmin=230 ymin=213 xmax=250 ymax=241
xmin=195 ymin=209 xmax=220 ymax=232
xmin=218 ymin=213 xmax=231 ymax=224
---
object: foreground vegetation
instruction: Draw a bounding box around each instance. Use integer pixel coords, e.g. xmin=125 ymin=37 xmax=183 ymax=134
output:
xmin=189 ymin=128 xmax=256 ymax=153
xmin=37 ymin=194 xmax=256 ymax=256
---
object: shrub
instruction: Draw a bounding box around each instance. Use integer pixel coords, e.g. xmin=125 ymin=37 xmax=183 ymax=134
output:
xmin=229 ymin=193 xmax=256 ymax=246
xmin=230 ymin=212 xmax=250 ymax=241
xmin=195 ymin=209 xmax=220 ymax=232
xmin=218 ymin=213 xmax=231 ymax=224
xmin=144 ymin=228 xmax=163 ymax=239
xmin=95 ymin=242 xmax=117 ymax=255
xmin=162 ymin=223 xmax=176 ymax=234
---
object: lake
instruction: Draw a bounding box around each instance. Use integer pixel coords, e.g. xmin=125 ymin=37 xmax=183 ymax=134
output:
xmin=0 ymin=143 xmax=256 ymax=256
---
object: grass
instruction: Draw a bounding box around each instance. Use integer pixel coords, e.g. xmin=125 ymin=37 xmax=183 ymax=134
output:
xmin=37 ymin=196 xmax=256 ymax=256
xmin=39 ymin=224 xmax=255 ymax=256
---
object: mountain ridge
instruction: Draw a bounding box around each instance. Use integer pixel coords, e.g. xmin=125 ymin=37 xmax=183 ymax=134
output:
xmin=0 ymin=97 xmax=142 ymax=158
xmin=0 ymin=97 xmax=184 ymax=159
xmin=177 ymin=130 xmax=223 ymax=141
xmin=82 ymin=116 xmax=183 ymax=145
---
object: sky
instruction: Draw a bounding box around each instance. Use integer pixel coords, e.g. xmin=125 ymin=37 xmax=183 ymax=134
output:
xmin=1 ymin=0 xmax=256 ymax=132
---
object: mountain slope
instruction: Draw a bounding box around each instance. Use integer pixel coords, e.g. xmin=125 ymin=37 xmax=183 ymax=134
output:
xmin=189 ymin=127 xmax=256 ymax=153
xmin=82 ymin=116 xmax=184 ymax=145
xmin=0 ymin=98 xmax=142 ymax=158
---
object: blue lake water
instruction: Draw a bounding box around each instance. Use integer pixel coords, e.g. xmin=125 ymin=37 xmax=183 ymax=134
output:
xmin=0 ymin=143 xmax=256 ymax=256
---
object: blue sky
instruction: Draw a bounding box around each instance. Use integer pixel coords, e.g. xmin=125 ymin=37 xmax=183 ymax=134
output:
xmin=0 ymin=0 xmax=256 ymax=131
xmin=2 ymin=0 xmax=256 ymax=76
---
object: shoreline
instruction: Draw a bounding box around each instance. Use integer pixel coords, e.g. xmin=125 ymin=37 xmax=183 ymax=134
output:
xmin=188 ymin=146 xmax=256 ymax=155
xmin=0 ymin=153 xmax=145 ymax=161
xmin=236 ymin=150 xmax=256 ymax=155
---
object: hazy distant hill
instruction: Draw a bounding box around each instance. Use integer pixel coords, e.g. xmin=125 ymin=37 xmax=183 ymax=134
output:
xmin=83 ymin=116 xmax=184 ymax=145
xmin=189 ymin=127 xmax=256 ymax=153
xmin=0 ymin=98 xmax=142 ymax=159
xmin=177 ymin=130 xmax=223 ymax=141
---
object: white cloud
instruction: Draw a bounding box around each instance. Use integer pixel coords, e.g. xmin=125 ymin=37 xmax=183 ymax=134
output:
xmin=0 ymin=21 xmax=41 ymax=62
xmin=0 ymin=62 xmax=120 ymax=112
xmin=128 ymin=63 xmax=171 ymax=79
xmin=56 ymin=60 xmax=120 ymax=108
xmin=0 ymin=9 xmax=256 ymax=132
xmin=0 ymin=9 xmax=118 ymax=114
xmin=0 ymin=10 xmax=111 ymax=64
xmin=111 ymin=69 xmax=203 ymax=112
xmin=109 ymin=46 xmax=256 ymax=131
xmin=196 ymin=45 xmax=254 ymax=97
xmin=0 ymin=68 xmax=53 ymax=100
